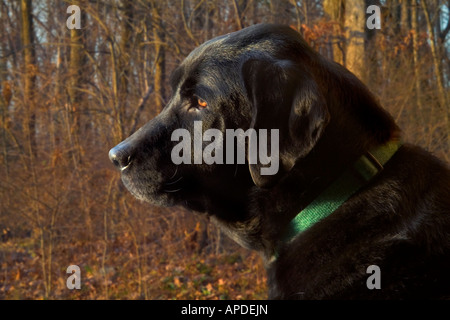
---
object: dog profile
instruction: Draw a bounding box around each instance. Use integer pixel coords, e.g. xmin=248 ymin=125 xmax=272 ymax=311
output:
xmin=109 ymin=24 xmax=450 ymax=299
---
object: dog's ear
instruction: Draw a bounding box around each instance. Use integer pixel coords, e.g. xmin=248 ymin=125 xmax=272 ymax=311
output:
xmin=242 ymin=58 xmax=330 ymax=187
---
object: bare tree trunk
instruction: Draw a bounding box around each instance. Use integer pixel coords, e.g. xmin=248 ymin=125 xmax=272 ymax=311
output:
xmin=68 ymin=1 xmax=87 ymax=163
xmin=421 ymin=0 xmax=447 ymax=109
xmin=107 ymin=3 xmax=124 ymax=143
xmin=420 ymin=0 xmax=449 ymax=156
xmin=420 ymin=0 xmax=449 ymax=153
xmin=291 ymin=0 xmax=302 ymax=31
xmin=200 ymin=0 xmax=215 ymax=39
xmin=0 ymin=45 xmax=10 ymax=183
xmin=269 ymin=0 xmax=276 ymax=23
xmin=400 ymin=0 xmax=411 ymax=29
xmin=22 ymin=1 xmax=48 ymax=298
xmin=152 ymin=2 xmax=166 ymax=114
xmin=344 ymin=0 xmax=366 ymax=80
xmin=411 ymin=0 xmax=424 ymax=116
xmin=232 ymin=0 xmax=242 ymax=29
xmin=119 ymin=2 xmax=133 ymax=95
xmin=67 ymin=1 xmax=94 ymax=251
xmin=400 ymin=0 xmax=410 ymax=33
xmin=21 ymin=1 xmax=47 ymax=297
xmin=324 ymin=0 xmax=345 ymax=65
xmin=251 ymin=0 xmax=258 ymax=26
xmin=21 ymin=0 xmax=37 ymax=157
xmin=117 ymin=0 xmax=133 ymax=138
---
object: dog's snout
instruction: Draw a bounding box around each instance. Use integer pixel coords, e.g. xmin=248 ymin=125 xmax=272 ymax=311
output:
xmin=109 ymin=144 xmax=132 ymax=171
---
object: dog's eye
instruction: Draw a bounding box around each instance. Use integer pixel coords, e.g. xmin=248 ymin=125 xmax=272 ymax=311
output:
xmin=196 ymin=97 xmax=208 ymax=109
xmin=189 ymin=96 xmax=208 ymax=111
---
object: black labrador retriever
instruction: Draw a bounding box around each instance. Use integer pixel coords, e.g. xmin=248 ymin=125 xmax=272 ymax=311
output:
xmin=109 ymin=24 xmax=450 ymax=299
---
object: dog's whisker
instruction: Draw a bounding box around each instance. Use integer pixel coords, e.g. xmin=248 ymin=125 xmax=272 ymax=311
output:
xmin=168 ymin=166 xmax=179 ymax=180
xmin=163 ymin=188 xmax=182 ymax=193
xmin=165 ymin=176 xmax=183 ymax=185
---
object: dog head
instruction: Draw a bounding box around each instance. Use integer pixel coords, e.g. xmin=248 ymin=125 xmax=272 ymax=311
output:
xmin=108 ymin=24 xmax=394 ymax=220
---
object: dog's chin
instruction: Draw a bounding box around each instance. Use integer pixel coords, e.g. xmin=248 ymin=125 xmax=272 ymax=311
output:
xmin=121 ymin=174 xmax=177 ymax=207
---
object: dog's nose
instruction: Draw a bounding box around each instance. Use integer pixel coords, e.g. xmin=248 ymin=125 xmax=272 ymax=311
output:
xmin=109 ymin=144 xmax=132 ymax=170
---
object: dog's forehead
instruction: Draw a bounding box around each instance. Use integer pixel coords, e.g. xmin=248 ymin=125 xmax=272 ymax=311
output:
xmin=185 ymin=32 xmax=278 ymax=65
xmin=171 ymin=30 xmax=281 ymax=88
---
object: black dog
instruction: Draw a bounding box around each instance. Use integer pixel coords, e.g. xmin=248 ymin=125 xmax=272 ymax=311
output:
xmin=109 ymin=24 xmax=450 ymax=299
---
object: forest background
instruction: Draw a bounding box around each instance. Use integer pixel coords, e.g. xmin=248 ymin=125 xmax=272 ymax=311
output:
xmin=0 ymin=0 xmax=448 ymax=299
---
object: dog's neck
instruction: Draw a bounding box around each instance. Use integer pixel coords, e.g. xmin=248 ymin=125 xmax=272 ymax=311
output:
xmin=211 ymin=64 xmax=400 ymax=261
xmin=280 ymin=139 xmax=401 ymax=243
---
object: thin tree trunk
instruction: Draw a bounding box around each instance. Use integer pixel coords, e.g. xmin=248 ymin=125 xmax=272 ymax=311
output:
xmin=421 ymin=0 xmax=449 ymax=156
xmin=232 ymin=0 xmax=242 ymax=29
xmin=108 ymin=2 xmax=123 ymax=143
xmin=21 ymin=0 xmax=37 ymax=157
xmin=152 ymin=3 xmax=166 ymax=113
xmin=420 ymin=0 xmax=448 ymax=109
xmin=0 ymin=49 xmax=10 ymax=184
xmin=67 ymin=1 xmax=93 ymax=249
xmin=420 ymin=0 xmax=449 ymax=154
xmin=291 ymin=0 xmax=302 ymax=31
xmin=400 ymin=0 xmax=410 ymax=33
xmin=344 ymin=0 xmax=366 ymax=81
xmin=68 ymin=4 xmax=86 ymax=161
xmin=324 ymin=0 xmax=345 ymax=65
xmin=21 ymin=0 xmax=49 ymax=298
xmin=0 ymin=56 xmax=11 ymax=250
xmin=118 ymin=0 xmax=133 ymax=136
xmin=411 ymin=0 xmax=424 ymax=117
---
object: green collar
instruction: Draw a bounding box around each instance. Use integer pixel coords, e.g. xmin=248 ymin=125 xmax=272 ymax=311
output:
xmin=281 ymin=139 xmax=402 ymax=243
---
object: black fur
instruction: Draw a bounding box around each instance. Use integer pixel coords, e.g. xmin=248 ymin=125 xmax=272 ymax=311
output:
xmin=109 ymin=24 xmax=450 ymax=299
